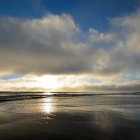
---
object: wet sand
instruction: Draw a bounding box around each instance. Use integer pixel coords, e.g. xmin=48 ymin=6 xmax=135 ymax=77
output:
xmin=0 ymin=111 xmax=140 ymax=140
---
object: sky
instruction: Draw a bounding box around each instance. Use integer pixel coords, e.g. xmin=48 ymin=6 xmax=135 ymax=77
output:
xmin=0 ymin=0 xmax=140 ymax=92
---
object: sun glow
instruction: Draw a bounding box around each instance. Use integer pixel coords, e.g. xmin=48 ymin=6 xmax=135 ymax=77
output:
xmin=44 ymin=92 xmax=52 ymax=95
xmin=36 ymin=75 xmax=59 ymax=90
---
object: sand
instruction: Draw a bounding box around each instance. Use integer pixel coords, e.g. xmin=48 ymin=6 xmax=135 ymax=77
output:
xmin=0 ymin=111 xmax=140 ymax=140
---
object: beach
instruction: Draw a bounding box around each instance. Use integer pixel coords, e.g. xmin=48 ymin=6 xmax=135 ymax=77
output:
xmin=0 ymin=92 xmax=140 ymax=140
xmin=0 ymin=1 xmax=140 ymax=139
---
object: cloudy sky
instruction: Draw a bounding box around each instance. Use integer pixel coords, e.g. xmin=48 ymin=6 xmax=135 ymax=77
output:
xmin=0 ymin=0 xmax=140 ymax=92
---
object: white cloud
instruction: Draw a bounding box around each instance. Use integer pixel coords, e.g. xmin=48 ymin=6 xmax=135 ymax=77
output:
xmin=0 ymin=73 xmax=140 ymax=92
xmin=0 ymin=12 xmax=140 ymax=76
xmin=0 ymin=11 xmax=140 ymax=92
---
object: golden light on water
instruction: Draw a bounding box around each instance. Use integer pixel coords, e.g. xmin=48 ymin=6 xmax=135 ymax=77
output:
xmin=43 ymin=97 xmax=53 ymax=113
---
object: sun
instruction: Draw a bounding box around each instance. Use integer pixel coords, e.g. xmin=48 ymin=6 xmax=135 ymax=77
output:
xmin=35 ymin=75 xmax=59 ymax=89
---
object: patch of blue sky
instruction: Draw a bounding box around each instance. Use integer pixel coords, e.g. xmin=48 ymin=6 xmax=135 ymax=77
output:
xmin=131 ymin=70 xmax=140 ymax=74
xmin=112 ymin=70 xmax=140 ymax=83
xmin=129 ymin=77 xmax=140 ymax=81
xmin=127 ymin=70 xmax=140 ymax=81
xmin=0 ymin=0 xmax=139 ymax=32
xmin=1 ymin=74 xmax=24 ymax=80
xmin=89 ymin=78 xmax=101 ymax=84
xmin=112 ymin=79 xmax=130 ymax=83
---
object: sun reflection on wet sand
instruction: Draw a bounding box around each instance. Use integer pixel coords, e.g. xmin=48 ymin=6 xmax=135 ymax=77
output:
xmin=42 ymin=97 xmax=53 ymax=113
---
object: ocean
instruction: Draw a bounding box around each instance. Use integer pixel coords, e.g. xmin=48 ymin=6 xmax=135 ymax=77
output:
xmin=0 ymin=92 xmax=140 ymax=140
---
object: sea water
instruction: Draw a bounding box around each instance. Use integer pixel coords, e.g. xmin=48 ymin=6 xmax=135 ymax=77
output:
xmin=1 ymin=92 xmax=140 ymax=140
xmin=0 ymin=92 xmax=140 ymax=118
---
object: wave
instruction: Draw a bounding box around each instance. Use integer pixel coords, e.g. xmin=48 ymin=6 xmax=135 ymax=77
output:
xmin=0 ymin=92 xmax=140 ymax=103
xmin=0 ymin=93 xmax=95 ymax=102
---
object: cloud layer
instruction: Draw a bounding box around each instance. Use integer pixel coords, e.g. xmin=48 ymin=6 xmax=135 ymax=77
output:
xmin=0 ymin=11 xmax=140 ymax=76
xmin=1 ymin=74 xmax=140 ymax=92
xmin=0 ymin=11 xmax=140 ymax=92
